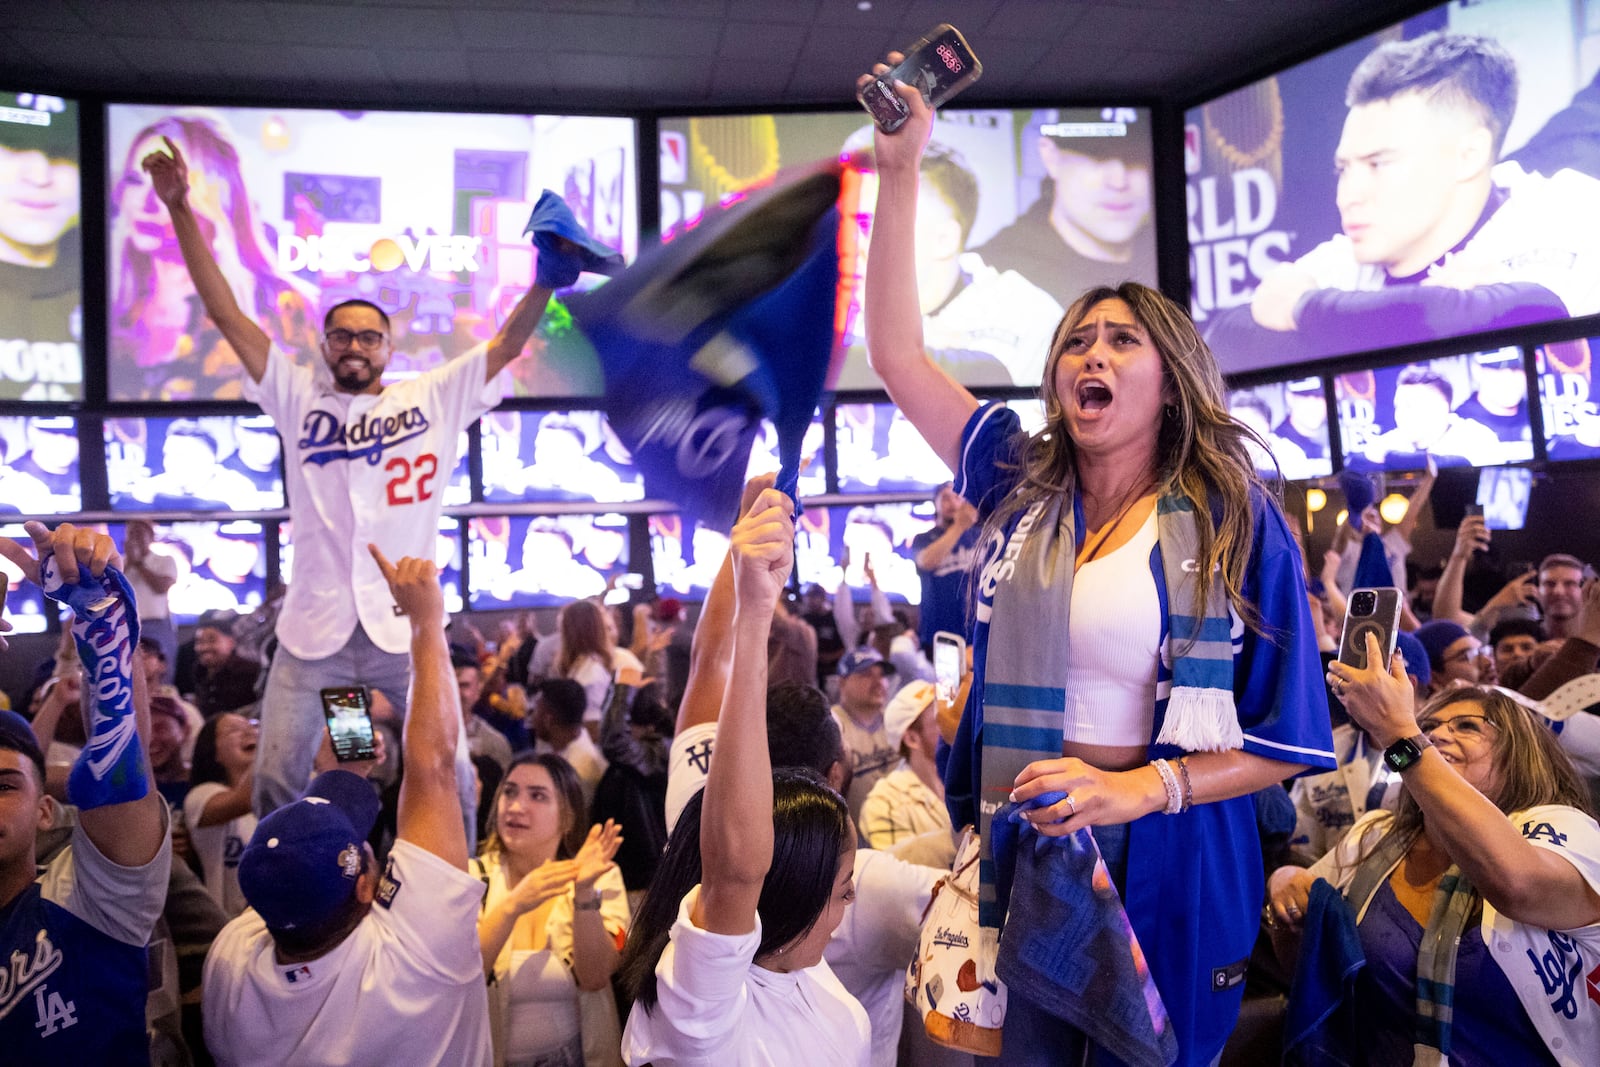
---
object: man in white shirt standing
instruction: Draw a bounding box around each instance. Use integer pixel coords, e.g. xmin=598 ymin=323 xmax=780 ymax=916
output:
xmin=203 ymin=547 xmax=492 ymax=1066
xmin=140 ymin=139 xmax=608 ymax=822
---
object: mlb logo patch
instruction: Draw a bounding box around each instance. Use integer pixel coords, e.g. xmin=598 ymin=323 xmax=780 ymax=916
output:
xmin=660 ymin=130 xmax=687 ymax=185
xmin=283 ymin=964 xmax=313 ymax=984
xmin=1184 ymin=124 xmax=1201 ymax=176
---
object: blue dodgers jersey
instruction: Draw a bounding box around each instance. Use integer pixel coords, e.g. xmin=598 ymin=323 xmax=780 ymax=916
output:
xmin=1 ymin=885 xmax=151 ymax=1063
xmin=947 ymin=401 xmax=1335 ymax=1066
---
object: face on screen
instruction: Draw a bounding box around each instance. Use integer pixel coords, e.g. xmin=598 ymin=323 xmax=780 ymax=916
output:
xmin=1391 ymin=381 xmax=1453 ymax=447
xmin=913 ymin=174 xmax=966 ymax=312
xmin=0 ymin=144 xmax=79 ymax=264
xmin=1335 ymin=93 xmax=1491 ymax=276
xmin=1040 ymin=141 xmax=1151 ymax=255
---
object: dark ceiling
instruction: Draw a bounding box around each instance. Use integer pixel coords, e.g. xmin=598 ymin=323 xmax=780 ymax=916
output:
xmin=4 ymin=0 xmax=1433 ymax=112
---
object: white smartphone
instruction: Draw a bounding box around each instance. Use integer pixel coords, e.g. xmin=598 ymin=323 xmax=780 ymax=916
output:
xmin=934 ymin=630 xmax=967 ymax=712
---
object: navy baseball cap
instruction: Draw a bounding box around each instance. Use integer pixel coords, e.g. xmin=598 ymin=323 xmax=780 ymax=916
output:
xmin=839 ymin=647 xmax=895 ymax=678
xmin=238 ymin=771 xmax=381 ymax=934
xmin=1393 ymin=631 xmax=1432 ymax=689
xmin=0 ymin=709 xmax=46 ymax=785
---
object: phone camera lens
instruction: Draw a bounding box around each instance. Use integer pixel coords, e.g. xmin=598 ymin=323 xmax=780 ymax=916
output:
xmin=1351 ymin=591 xmax=1376 ymax=617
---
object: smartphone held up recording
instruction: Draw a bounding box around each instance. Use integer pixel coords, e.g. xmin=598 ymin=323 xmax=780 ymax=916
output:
xmin=858 ymin=24 xmax=983 ymax=133
xmin=934 ymin=630 xmax=967 ymax=712
xmin=1337 ymin=588 xmax=1402 ymax=672
xmin=320 ymin=686 xmax=377 ymax=763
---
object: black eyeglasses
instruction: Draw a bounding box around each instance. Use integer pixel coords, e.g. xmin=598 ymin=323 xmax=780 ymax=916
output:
xmin=324 ymin=328 xmax=387 ymax=350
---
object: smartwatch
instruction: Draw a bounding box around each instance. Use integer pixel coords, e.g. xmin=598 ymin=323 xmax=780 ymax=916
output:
xmin=1383 ymin=733 xmax=1433 ymax=774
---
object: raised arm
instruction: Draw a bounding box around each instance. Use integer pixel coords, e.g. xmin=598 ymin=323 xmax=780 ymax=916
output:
xmin=483 ymin=279 xmax=556 ymax=381
xmin=675 ymin=474 xmax=774 ymax=735
xmin=141 ymin=139 xmax=270 ymax=382
xmin=858 ymin=58 xmax=978 ymax=471
xmin=693 ymin=488 xmax=793 ymax=936
xmin=369 ymin=545 xmax=467 ymax=869
xmin=1430 ymin=515 xmax=1487 ymax=627
xmin=1393 ymin=457 xmax=1436 ymax=545
xmin=0 ymin=523 xmax=165 ymax=866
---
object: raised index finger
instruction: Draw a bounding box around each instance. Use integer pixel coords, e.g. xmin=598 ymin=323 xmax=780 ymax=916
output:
xmin=0 ymin=538 xmax=40 ymax=587
xmin=367 ymin=543 xmax=397 ymax=582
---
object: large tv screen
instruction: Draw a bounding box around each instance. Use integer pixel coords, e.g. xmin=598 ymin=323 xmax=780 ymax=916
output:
xmin=794 ymin=502 xmax=936 ymax=605
xmin=835 ymin=402 xmax=952 ymax=493
xmin=0 ymin=523 xmax=48 ymax=633
xmin=467 ymin=513 xmax=630 ymax=608
xmin=106 ymin=105 xmax=636 ymax=401
xmin=0 ymin=415 xmax=80 ymax=515
xmin=481 ymin=409 xmax=644 ymax=504
xmin=1187 ymin=0 xmax=1600 ymax=372
xmin=1536 ymin=335 xmax=1600 ymax=460
xmin=0 ymin=91 xmax=81 ymax=401
xmin=659 ymin=106 xmax=1155 ymax=389
xmin=106 ymin=414 xmax=284 ymax=511
xmin=105 ymin=519 xmax=268 ymax=623
xmin=1335 ymin=348 xmax=1534 ymax=472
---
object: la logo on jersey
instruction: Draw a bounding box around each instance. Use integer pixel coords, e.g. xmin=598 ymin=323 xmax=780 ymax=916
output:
xmin=0 ymin=929 xmax=76 ymax=1037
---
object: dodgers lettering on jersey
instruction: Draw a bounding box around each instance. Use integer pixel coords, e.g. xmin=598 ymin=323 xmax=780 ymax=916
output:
xmin=298 ymin=406 xmax=431 ymax=466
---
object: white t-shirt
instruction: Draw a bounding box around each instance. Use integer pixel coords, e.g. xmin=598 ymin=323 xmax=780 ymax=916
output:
xmin=1312 ymin=805 xmax=1600 ymax=1067
xmin=620 ymin=885 xmax=870 ymax=1067
xmin=126 ymin=550 xmax=178 ymax=621
xmin=244 ymin=343 xmax=502 ymax=658
xmin=202 ymin=839 xmax=493 ymax=1066
xmin=471 ymin=852 xmax=629 ymax=1067
xmin=538 ymin=729 xmax=609 ymax=806
xmin=184 ymin=781 xmax=258 ymax=918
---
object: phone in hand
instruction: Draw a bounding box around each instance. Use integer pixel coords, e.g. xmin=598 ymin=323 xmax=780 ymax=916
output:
xmin=320 ymin=686 xmax=377 ymax=763
xmin=858 ymin=24 xmax=983 ymax=133
xmin=1337 ymin=588 xmax=1403 ymax=672
xmin=934 ymin=630 xmax=967 ymax=712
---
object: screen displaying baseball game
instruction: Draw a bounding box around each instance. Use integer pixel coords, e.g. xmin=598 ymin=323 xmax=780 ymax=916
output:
xmin=1334 ymin=347 xmax=1534 ymax=472
xmin=103 ymin=519 xmax=269 ymax=623
xmin=649 ymin=514 xmax=729 ymax=599
xmin=794 ymin=501 xmax=936 ymax=605
xmin=1187 ymin=0 xmax=1600 ymax=373
xmin=105 ymin=414 xmax=284 ymax=511
xmin=1536 ymin=334 xmax=1600 ymax=461
xmin=835 ymin=402 xmax=953 ymax=493
xmin=106 ymin=104 xmax=637 ymax=401
xmin=0 ymin=91 xmax=81 ymax=401
xmin=1476 ymin=465 xmax=1533 ymax=530
xmin=480 ymin=408 xmax=645 ymax=504
xmin=659 ymin=106 xmax=1154 ymax=390
xmin=467 ymin=513 xmax=630 ymax=609
xmin=0 ymin=415 xmax=81 ymax=515
xmin=1226 ymin=377 xmax=1334 ymax=480
xmin=0 ymin=523 xmax=48 ymax=632
xmin=743 ymin=412 xmax=828 ymax=499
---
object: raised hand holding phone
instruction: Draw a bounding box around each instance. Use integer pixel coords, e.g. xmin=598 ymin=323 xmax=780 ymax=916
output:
xmin=856 ymin=25 xmax=982 ymax=132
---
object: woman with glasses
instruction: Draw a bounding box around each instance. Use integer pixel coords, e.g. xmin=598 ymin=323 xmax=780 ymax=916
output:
xmin=1269 ymin=640 xmax=1600 ymax=1065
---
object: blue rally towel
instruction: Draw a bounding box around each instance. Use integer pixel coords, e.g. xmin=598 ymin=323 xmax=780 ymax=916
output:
xmin=1283 ymin=877 xmax=1366 ymax=1067
xmin=523 ymin=190 xmax=625 ymax=290
xmin=568 ymin=165 xmax=843 ymax=528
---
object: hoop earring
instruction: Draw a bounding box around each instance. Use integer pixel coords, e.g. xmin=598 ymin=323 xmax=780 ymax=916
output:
xmin=1164 ymin=404 xmax=1178 ymax=419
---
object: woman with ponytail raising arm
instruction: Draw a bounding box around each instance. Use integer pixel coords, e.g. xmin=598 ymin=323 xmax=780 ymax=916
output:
xmin=857 ymin=56 xmax=1335 ymax=1066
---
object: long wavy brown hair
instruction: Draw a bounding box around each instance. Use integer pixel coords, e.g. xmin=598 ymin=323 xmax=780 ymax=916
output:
xmin=981 ymin=282 xmax=1269 ymax=632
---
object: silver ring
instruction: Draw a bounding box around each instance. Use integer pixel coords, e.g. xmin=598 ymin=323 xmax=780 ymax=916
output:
xmin=1286 ymin=904 xmax=1301 ymax=919
xmin=1065 ymin=793 xmax=1077 ymax=815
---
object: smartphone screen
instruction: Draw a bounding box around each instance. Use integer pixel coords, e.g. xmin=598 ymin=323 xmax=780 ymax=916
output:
xmin=934 ymin=630 xmax=966 ymax=711
xmin=320 ymin=686 xmax=377 ymax=763
xmin=858 ymin=24 xmax=982 ymax=132
xmin=1337 ymin=588 xmax=1402 ymax=672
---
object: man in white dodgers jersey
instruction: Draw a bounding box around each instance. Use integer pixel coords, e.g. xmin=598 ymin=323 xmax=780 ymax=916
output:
xmin=1249 ymin=31 xmax=1600 ymax=353
xmin=140 ymin=137 xmax=606 ymax=822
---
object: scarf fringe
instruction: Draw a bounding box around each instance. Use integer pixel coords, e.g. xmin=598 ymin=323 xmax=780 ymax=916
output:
xmin=1155 ymin=687 xmax=1244 ymax=752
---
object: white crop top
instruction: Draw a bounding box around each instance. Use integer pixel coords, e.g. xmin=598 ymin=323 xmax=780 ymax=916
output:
xmin=1063 ymin=507 xmax=1161 ymax=747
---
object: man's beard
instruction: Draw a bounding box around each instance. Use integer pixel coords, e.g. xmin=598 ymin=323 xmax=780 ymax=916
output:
xmin=333 ymin=357 xmax=373 ymax=391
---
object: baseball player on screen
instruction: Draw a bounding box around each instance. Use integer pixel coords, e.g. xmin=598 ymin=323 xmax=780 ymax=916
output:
xmin=141 ymin=138 xmax=611 ymax=828
xmin=1241 ymin=32 xmax=1600 ymax=356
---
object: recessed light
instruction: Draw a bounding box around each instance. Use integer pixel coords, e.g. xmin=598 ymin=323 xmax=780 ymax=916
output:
xmin=857 ymin=1 xmax=872 ymax=10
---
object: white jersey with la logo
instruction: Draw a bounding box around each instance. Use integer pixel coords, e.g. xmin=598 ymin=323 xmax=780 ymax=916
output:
xmin=245 ymin=343 xmax=502 ymax=658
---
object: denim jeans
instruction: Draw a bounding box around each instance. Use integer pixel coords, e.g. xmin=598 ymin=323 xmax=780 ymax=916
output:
xmin=252 ymin=624 xmax=477 ymax=849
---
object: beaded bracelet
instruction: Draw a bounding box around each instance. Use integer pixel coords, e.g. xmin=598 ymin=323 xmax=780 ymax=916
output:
xmin=1175 ymin=756 xmax=1195 ymax=813
xmin=1151 ymin=758 xmax=1182 ymax=815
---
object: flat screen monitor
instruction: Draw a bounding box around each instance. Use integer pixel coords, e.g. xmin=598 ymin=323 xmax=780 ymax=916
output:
xmin=1335 ymin=348 xmax=1534 ymax=472
xmin=0 ymin=90 xmax=82 ymax=401
xmin=106 ymin=520 xmax=267 ymax=623
xmin=1536 ymin=335 xmax=1600 ymax=461
xmin=467 ymin=513 xmax=629 ymax=609
xmin=282 ymin=516 xmax=462 ymax=614
xmin=744 ymin=412 xmax=828 ymax=499
xmin=794 ymin=501 xmax=936 ymax=605
xmin=106 ymin=105 xmax=637 ymax=401
xmin=0 ymin=415 xmax=80 ymax=514
xmin=1477 ymin=466 xmax=1533 ymax=530
xmin=106 ymin=414 xmax=284 ymax=511
xmin=835 ymin=402 xmax=952 ymax=493
xmin=0 ymin=523 xmax=48 ymax=633
xmin=1226 ymin=376 xmax=1334 ymax=480
xmin=659 ymin=106 xmax=1154 ymax=389
xmin=1186 ymin=0 xmax=1600 ymax=373
xmin=481 ymin=409 xmax=645 ymax=504
xmin=649 ymin=514 xmax=729 ymax=599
